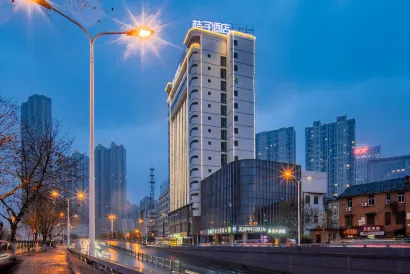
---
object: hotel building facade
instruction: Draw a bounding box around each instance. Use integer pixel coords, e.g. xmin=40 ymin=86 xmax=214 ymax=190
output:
xmin=165 ymin=24 xmax=256 ymax=240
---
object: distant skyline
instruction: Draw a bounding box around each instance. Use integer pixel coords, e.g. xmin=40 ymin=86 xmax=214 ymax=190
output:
xmin=1 ymin=0 xmax=409 ymax=203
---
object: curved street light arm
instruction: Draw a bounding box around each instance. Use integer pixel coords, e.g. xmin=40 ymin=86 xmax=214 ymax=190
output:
xmin=50 ymin=6 xmax=92 ymax=42
xmin=92 ymin=31 xmax=127 ymax=45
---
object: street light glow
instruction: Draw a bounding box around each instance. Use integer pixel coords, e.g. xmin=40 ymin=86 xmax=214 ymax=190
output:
xmin=51 ymin=190 xmax=59 ymax=198
xmin=76 ymin=191 xmax=85 ymax=201
xmin=282 ymin=169 xmax=293 ymax=179
xmin=126 ymin=27 xmax=154 ymax=38
xmin=30 ymin=0 xmax=51 ymax=9
xmin=108 ymin=214 xmax=116 ymax=220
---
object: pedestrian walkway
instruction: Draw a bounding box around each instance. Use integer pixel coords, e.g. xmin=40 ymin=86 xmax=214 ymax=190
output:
xmin=13 ymin=245 xmax=71 ymax=274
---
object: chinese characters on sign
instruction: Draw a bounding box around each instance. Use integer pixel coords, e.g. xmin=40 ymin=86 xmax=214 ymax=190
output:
xmin=267 ymin=228 xmax=286 ymax=234
xmin=191 ymin=20 xmax=231 ymax=35
xmin=359 ymin=226 xmax=384 ymax=236
xmin=342 ymin=228 xmax=359 ymax=236
xmin=238 ymin=226 xmax=266 ymax=233
xmin=203 ymin=226 xmax=285 ymax=235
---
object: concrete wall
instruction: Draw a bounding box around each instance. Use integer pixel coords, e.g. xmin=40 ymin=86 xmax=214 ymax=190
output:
xmin=160 ymin=246 xmax=410 ymax=274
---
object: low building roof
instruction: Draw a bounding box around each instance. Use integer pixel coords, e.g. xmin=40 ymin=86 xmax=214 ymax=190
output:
xmin=339 ymin=176 xmax=410 ymax=198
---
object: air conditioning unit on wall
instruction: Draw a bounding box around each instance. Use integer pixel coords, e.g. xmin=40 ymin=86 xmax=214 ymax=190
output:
xmin=346 ymin=207 xmax=352 ymax=212
xmin=361 ymin=202 xmax=367 ymax=207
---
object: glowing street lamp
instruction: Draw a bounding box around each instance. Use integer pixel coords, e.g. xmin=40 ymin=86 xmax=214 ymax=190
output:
xmin=50 ymin=190 xmax=87 ymax=248
xmin=26 ymin=0 xmax=156 ymax=256
xmin=282 ymin=169 xmax=301 ymax=247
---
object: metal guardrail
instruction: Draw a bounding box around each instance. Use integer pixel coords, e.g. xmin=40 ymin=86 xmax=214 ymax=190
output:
xmin=106 ymin=243 xmax=218 ymax=273
xmin=67 ymin=248 xmax=146 ymax=274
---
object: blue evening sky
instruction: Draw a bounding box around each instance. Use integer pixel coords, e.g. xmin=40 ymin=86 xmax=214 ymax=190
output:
xmin=1 ymin=0 xmax=409 ymax=204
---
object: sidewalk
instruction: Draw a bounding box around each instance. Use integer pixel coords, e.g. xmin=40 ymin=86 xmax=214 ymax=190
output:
xmin=13 ymin=245 xmax=71 ymax=273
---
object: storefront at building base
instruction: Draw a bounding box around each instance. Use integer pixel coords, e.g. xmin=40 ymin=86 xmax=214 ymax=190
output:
xmin=200 ymin=226 xmax=288 ymax=245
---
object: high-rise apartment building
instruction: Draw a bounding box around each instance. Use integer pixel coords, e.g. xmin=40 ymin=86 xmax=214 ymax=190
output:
xmin=305 ymin=116 xmax=356 ymax=197
xmin=256 ymin=127 xmax=296 ymax=164
xmin=165 ymin=22 xmax=255 ymax=239
xmin=21 ymin=94 xmax=52 ymax=139
xmin=367 ymin=155 xmax=410 ymax=183
xmin=71 ymin=151 xmax=89 ymax=223
xmin=95 ymin=142 xmax=126 ymax=233
xmin=355 ymin=145 xmax=381 ymax=185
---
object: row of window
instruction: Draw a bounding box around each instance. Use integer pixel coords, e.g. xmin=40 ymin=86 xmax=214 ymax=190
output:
xmin=345 ymin=211 xmax=405 ymax=226
xmin=305 ymin=195 xmax=319 ymax=205
xmin=204 ymin=115 xmax=239 ymax=123
xmin=346 ymin=192 xmax=405 ymax=208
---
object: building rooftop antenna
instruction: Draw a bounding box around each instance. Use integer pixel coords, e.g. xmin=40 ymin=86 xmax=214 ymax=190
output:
xmin=149 ymin=168 xmax=155 ymax=210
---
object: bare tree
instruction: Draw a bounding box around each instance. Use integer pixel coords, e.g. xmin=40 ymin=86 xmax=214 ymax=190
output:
xmin=0 ymin=111 xmax=79 ymax=253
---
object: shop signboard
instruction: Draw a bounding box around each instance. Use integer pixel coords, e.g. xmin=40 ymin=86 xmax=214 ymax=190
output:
xmin=201 ymin=226 xmax=285 ymax=235
xmin=342 ymin=228 xmax=359 ymax=237
xmin=359 ymin=225 xmax=384 ymax=236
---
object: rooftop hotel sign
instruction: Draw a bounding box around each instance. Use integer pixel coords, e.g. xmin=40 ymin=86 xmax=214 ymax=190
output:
xmin=191 ymin=20 xmax=231 ymax=34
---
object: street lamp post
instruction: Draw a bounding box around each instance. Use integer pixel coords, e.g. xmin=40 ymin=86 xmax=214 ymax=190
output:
xmin=108 ymin=214 xmax=116 ymax=239
xmin=29 ymin=0 xmax=154 ymax=256
xmin=52 ymin=190 xmax=85 ymax=248
xmin=282 ymin=169 xmax=302 ymax=247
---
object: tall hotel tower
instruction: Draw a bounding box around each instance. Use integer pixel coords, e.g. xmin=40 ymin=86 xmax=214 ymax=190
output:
xmin=165 ymin=22 xmax=255 ymax=236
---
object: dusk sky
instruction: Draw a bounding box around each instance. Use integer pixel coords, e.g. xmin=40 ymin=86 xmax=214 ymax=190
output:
xmin=1 ymin=0 xmax=409 ymax=204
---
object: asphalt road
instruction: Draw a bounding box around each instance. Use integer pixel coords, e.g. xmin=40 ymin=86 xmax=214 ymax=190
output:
xmin=105 ymin=240 xmax=274 ymax=274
